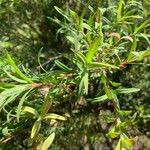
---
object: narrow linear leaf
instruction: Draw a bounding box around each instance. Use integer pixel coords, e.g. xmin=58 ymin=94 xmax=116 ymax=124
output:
xmin=115 ymin=88 xmax=140 ymax=94
xmin=86 ymin=36 xmax=101 ymax=63
xmin=107 ymin=126 xmax=121 ymax=139
xmin=112 ymin=94 xmax=120 ymax=109
xmin=78 ymin=72 xmax=89 ymax=95
xmin=88 ymin=62 xmax=120 ymax=69
xmin=119 ymin=15 xmax=143 ymax=22
xmin=40 ymin=89 xmax=51 ymax=117
xmin=41 ymin=132 xmax=55 ymax=150
xmin=4 ymin=69 xmax=27 ymax=84
xmin=79 ymin=75 xmax=84 ymax=96
xmin=76 ymin=52 xmax=87 ymax=65
xmin=83 ymin=72 xmax=88 ymax=95
xmin=44 ymin=113 xmax=66 ymax=121
xmin=31 ymin=119 xmax=41 ymax=139
xmin=4 ymin=50 xmax=33 ymax=83
xmin=117 ymin=0 xmax=123 ymax=20
xmin=17 ymin=89 xmax=33 ymax=122
xmin=117 ymin=110 xmax=132 ymax=117
xmin=138 ymin=33 xmax=150 ymax=45
xmin=54 ymin=6 xmax=70 ymax=21
xmin=128 ymin=35 xmax=137 ymax=60
xmin=22 ymin=106 xmax=39 ymax=118
xmin=0 ymin=84 xmax=32 ymax=110
xmin=115 ymin=139 xmax=122 ymax=150
xmin=55 ymin=60 xmax=72 ymax=72
xmin=110 ymin=81 xmax=121 ymax=87
xmin=0 ymin=83 xmax=15 ymax=88
xmin=89 ymin=94 xmax=108 ymax=103
xmin=134 ymin=19 xmax=150 ymax=34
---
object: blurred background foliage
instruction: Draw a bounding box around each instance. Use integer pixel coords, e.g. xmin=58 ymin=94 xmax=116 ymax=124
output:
xmin=0 ymin=0 xmax=150 ymax=149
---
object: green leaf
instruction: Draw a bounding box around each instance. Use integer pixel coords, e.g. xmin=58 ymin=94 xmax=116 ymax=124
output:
xmin=107 ymin=119 xmax=122 ymax=139
xmin=54 ymin=6 xmax=70 ymax=21
xmin=41 ymin=132 xmax=55 ymax=150
xmin=115 ymin=139 xmax=122 ymax=150
xmin=55 ymin=60 xmax=72 ymax=72
xmin=122 ymin=138 xmax=135 ymax=149
xmin=118 ymin=15 xmax=143 ymax=22
xmin=88 ymin=62 xmax=120 ymax=69
xmin=17 ymin=89 xmax=33 ymax=122
xmin=0 ymin=84 xmax=32 ymax=110
xmin=117 ymin=110 xmax=132 ymax=117
xmin=40 ymin=89 xmax=51 ymax=117
xmin=129 ymin=48 xmax=150 ymax=61
xmin=0 ymin=83 xmax=15 ymax=88
xmin=100 ymin=114 xmax=116 ymax=123
xmin=128 ymin=35 xmax=137 ymax=60
xmin=107 ymin=126 xmax=121 ymax=138
xmin=66 ymin=36 xmax=75 ymax=44
xmin=0 ymin=42 xmax=13 ymax=48
xmin=117 ymin=0 xmax=124 ymax=21
xmin=104 ymin=84 xmax=113 ymax=100
xmin=134 ymin=18 xmax=150 ymax=34
xmin=86 ymin=36 xmax=101 ymax=63
xmin=79 ymin=75 xmax=84 ymax=96
xmin=31 ymin=119 xmax=41 ymax=139
xmin=2 ymin=127 xmax=10 ymax=136
xmin=115 ymin=88 xmax=140 ymax=94
xmin=44 ymin=113 xmax=66 ymax=121
xmin=76 ymin=52 xmax=87 ymax=65
xmin=82 ymin=23 xmax=92 ymax=31
xmin=79 ymin=72 xmax=89 ymax=95
xmin=90 ymin=94 xmax=108 ymax=103
xmin=101 ymin=75 xmax=114 ymax=100
xmin=4 ymin=50 xmax=33 ymax=83
xmin=22 ymin=106 xmax=39 ymax=118
xmin=112 ymin=94 xmax=120 ymax=109
xmin=138 ymin=33 xmax=150 ymax=45
xmin=110 ymin=81 xmax=121 ymax=87
xmin=83 ymin=72 xmax=88 ymax=95
xmin=4 ymin=69 xmax=28 ymax=84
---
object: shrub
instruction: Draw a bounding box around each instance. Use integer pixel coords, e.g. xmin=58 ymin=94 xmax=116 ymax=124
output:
xmin=0 ymin=0 xmax=150 ymax=149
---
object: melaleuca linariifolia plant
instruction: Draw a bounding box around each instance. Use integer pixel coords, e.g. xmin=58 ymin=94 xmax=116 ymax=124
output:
xmin=49 ymin=0 xmax=150 ymax=149
xmin=0 ymin=0 xmax=150 ymax=149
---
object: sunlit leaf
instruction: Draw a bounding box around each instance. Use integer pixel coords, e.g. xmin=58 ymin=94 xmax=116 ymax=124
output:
xmin=4 ymin=69 xmax=27 ymax=84
xmin=31 ymin=119 xmax=41 ymax=139
xmin=83 ymin=72 xmax=88 ymax=95
xmin=86 ymin=36 xmax=101 ymax=63
xmin=17 ymin=89 xmax=33 ymax=122
xmin=4 ymin=50 xmax=33 ymax=83
xmin=115 ymin=88 xmax=140 ymax=94
xmin=0 ymin=84 xmax=32 ymax=110
xmin=41 ymin=132 xmax=55 ymax=150
xmin=90 ymin=94 xmax=108 ymax=103
xmin=44 ymin=113 xmax=66 ymax=121
xmin=22 ymin=106 xmax=39 ymax=118
xmin=117 ymin=110 xmax=132 ymax=117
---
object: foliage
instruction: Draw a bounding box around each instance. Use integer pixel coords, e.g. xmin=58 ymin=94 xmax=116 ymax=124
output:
xmin=0 ymin=0 xmax=150 ymax=149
